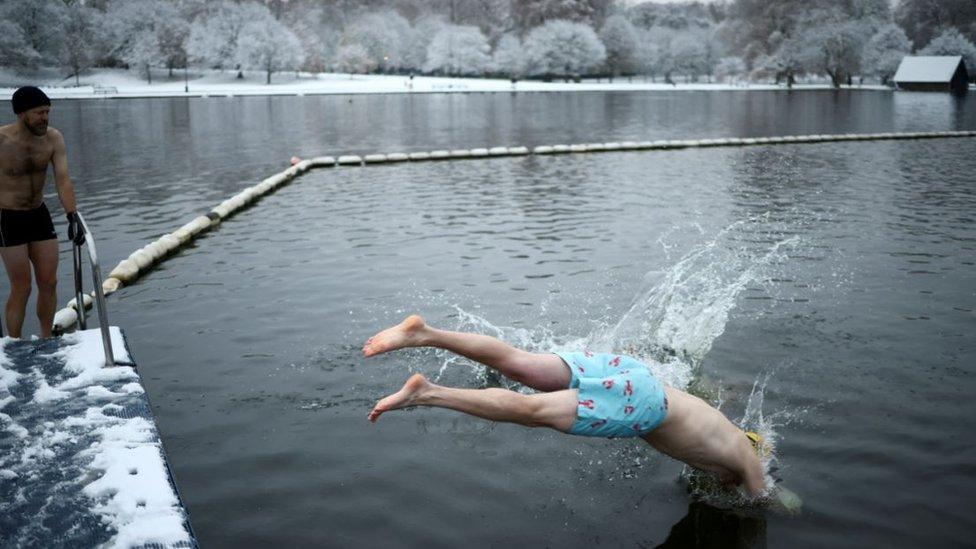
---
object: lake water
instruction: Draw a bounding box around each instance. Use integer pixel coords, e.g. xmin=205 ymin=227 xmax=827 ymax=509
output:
xmin=7 ymin=90 xmax=976 ymax=547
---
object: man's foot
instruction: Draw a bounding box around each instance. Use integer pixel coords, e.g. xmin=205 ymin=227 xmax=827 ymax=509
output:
xmin=362 ymin=314 xmax=428 ymax=357
xmin=368 ymin=373 xmax=431 ymax=422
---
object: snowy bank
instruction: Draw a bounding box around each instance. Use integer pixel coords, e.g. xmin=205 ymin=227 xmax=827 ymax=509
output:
xmin=0 ymin=67 xmax=892 ymax=101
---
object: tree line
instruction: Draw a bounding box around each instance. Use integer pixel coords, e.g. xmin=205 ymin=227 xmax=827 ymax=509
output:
xmin=2 ymin=0 xmax=975 ymax=86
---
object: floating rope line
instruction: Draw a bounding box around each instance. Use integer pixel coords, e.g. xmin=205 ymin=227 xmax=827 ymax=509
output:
xmin=53 ymin=129 xmax=976 ymax=332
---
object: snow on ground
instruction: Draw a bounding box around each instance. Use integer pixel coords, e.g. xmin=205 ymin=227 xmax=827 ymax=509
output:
xmin=0 ymin=67 xmax=891 ymax=101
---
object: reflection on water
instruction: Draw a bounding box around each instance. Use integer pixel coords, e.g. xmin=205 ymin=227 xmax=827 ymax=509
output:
xmin=657 ymin=502 xmax=766 ymax=549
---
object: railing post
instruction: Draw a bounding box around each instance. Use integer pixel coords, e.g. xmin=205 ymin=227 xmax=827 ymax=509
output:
xmin=73 ymin=243 xmax=87 ymax=330
xmin=73 ymin=213 xmax=115 ymax=367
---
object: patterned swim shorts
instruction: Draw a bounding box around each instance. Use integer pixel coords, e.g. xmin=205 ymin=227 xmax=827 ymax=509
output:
xmin=555 ymin=351 xmax=668 ymax=438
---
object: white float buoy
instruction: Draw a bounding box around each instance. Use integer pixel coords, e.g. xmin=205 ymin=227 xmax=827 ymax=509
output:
xmin=469 ymin=148 xmax=489 ymax=157
xmin=211 ymin=204 xmax=232 ymax=219
xmin=386 ymin=153 xmax=409 ymax=162
xmin=534 ymin=146 xmax=554 ymax=154
xmin=143 ymin=242 xmax=164 ymax=262
xmin=602 ymin=142 xmax=622 ymax=151
xmin=620 ymin=141 xmax=640 ymax=150
xmin=53 ymin=307 xmax=78 ymax=332
xmin=364 ymin=154 xmax=388 ymax=163
xmin=68 ymin=293 xmax=93 ymax=311
xmin=128 ymin=249 xmax=151 ymax=270
xmin=569 ymin=144 xmax=587 ymax=152
xmin=102 ymin=277 xmax=122 ymax=296
xmin=337 ymin=155 xmax=363 ymax=165
xmin=157 ymin=234 xmax=180 ymax=255
xmin=449 ymin=150 xmax=471 ymax=158
xmin=488 ymin=147 xmax=509 ymax=156
xmin=409 ymin=152 xmax=431 ymax=161
xmin=508 ymin=146 xmax=529 ymax=155
xmin=310 ymin=156 xmax=336 ymax=167
xmin=109 ymin=259 xmax=139 ymax=283
xmin=551 ymin=144 xmax=570 ymax=153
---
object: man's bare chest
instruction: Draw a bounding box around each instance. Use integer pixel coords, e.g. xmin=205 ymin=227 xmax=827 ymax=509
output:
xmin=0 ymin=139 xmax=52 ymax=179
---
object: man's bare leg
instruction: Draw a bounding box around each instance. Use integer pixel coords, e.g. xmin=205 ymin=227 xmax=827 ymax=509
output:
xmin=29 ymin=239 xmax=58 ymax=338
xmin=369 ymin=373 xmax=578 ymax=431
xmin=363 ymin=315 xmax=571 ymax=392
xmin=0 ymin=244 xmax=33 ymax=338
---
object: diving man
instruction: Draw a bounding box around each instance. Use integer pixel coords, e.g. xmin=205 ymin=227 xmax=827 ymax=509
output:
xmin=364 ymin=315 xmax=768 ymax=497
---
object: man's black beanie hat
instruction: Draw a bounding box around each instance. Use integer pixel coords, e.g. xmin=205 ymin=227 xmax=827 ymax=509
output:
xmin=12 ymin=86 xmax=51 ymax=114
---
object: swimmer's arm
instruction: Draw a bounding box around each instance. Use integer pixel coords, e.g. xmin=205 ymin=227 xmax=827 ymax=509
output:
xmin=51 ymin=130 xmax=78 ymax=213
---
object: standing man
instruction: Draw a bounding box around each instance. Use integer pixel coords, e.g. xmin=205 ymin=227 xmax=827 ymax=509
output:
xmin=0 ymin=86 xmax=85 ymax=338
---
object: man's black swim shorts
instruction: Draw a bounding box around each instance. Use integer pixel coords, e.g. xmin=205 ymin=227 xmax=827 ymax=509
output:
xmin=0 ymin=203 xmax=57 ymax=247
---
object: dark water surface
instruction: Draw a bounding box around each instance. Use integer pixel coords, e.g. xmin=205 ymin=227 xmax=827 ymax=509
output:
xmin=6 ymin=90 xmax=976 ymax=547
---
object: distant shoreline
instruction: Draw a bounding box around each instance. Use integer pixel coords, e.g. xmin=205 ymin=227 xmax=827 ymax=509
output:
xmin=1 ymin=67 xmax=892 ymax=101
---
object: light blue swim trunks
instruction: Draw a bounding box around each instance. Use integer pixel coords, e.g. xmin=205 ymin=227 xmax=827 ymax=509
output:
xmin=555 ymin=351 xmax=668 ymax=439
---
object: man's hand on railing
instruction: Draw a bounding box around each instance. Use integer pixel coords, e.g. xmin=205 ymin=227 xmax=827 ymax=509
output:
xmin=67 ymin=211 xmax=86 ymax=246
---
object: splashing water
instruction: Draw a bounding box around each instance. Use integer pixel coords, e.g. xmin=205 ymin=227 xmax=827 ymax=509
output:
xmin=441 ymin=218 xmax=802 ymax=507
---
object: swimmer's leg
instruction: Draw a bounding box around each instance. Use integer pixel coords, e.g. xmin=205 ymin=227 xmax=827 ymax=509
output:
xmin=363 ymin=315 xmax=571 ymax=392
xmin=368 ymin=373 xmax=578 ymax=430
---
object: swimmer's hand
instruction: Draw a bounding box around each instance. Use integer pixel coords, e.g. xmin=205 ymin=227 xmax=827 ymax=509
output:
xmin=67 ymin=212 xmax=85 ymax=246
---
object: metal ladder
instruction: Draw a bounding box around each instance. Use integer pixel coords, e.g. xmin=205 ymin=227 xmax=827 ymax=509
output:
xmin=0 ymin=212 xmax=115 ymax=367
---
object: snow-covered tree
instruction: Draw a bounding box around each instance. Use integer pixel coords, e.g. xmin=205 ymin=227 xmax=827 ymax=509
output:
xmin=752 ymin=32 xmax=806 ymax=87
xmin=492 ymin=33 xmax=526 ymax=76
xmin=600 ymin=14 xmax=639 ymax=79
xmin=637 ymin=26 xmax=675 ymax=82
xmin=156 ymin=10 xmax=190 ymax=77
xmin=896 ymin=0 xmax=976 ymax=52
xmin=282 ymin=5 xmax=335 ymax=73
xmin=123 ymin=31 xmax=161 ymax=84
xmin=423 ymin=24 xmax=491 ymax=75
xmin=340 ymin=10 xmax=413 ymax=72
xmin=0 ymin=20 xmax=42 ymax=70
xmin=919 ymin=27 xmax=976 ymax=75
xmin=523 ymin=19 xmax=606 ymax=79
xmin=512 ymin=0 xmax=612 ymax=34
xmin=861 ymin=24 xmax=911 ymax=84
xmin=668 ymin=28 xmax=720 ymax=82
xmin=403 ymin=15 xmax=447 ymax=72
xmin=187 ymin=1 xmax=271 ymax=72
xmin=335 ymin=43 xmax=376 ymax=74
xmin=60 ymin=3 xmax=103 ymax=85
xmin=714 ymin=56 xmax=746 ymax=83
xmin=0 ymin=0 xmax=67 ymax=68
xmin=789 ymin=10 xmax=873 ymax=87
xmin=669 ymin=33 xmax=708 ymax=81
xmin=102 ymin=0 xmax=188 ymax=81
xmin=237 ymin=15 xmax=304 ymax=83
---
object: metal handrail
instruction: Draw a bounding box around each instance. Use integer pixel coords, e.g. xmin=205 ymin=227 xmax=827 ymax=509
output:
xmin=72 ymin=212 xmax=115 ymax=367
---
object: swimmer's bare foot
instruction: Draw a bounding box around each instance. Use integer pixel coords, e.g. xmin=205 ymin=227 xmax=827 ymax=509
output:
xmin=368 ymin=373 xmax=431 ymax=422
xmin=362 ymin=314 xmax=428 ymax=357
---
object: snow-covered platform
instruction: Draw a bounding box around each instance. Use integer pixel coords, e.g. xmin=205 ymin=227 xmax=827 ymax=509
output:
xmin=0 ymin=328 xmax=196 ymax=548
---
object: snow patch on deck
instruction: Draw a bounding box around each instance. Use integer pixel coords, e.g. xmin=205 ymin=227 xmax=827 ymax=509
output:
xmin=0 ymin=328 xmax=193 ymax=548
